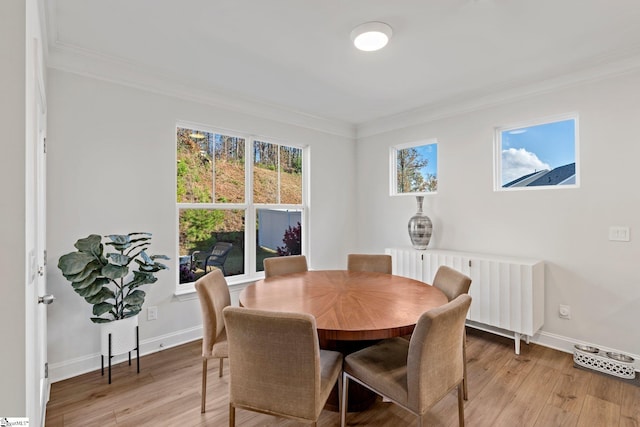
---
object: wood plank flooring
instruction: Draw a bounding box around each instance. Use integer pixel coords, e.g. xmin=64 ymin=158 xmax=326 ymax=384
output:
xmin=45 ymin=329 xmax=639 ymax=427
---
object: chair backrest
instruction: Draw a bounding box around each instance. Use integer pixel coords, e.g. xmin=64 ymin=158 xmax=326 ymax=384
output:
xmin=432 ymin=266 xmax=471 ymax=302
xmin=195 ymin=270 xmax=231 ymax=357
xmin=209 ymin=242 xmax=233 ymax=261
xmin=263 ymin=255 xmax=308 ymax=278
xmin=347 ymin=254 xmax=392 ymax=274
xmin=223 ymin=307 xmax=322 ymax=420
xmin=407 ymin=294 xmax=472 ymax=413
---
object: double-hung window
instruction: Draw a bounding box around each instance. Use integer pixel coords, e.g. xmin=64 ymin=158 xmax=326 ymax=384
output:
xmin=176 ymin=125 xmax=306 ymax=286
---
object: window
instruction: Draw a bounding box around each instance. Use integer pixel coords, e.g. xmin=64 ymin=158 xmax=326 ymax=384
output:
xmin=390 ymin=140 xmax=438 ymax=195
xmin=495 ymin=114 xmax=578 ymax=190
xmin=177 ymin=125 xmax=306 ymax=285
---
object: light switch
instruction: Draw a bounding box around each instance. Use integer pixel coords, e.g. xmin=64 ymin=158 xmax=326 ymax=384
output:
xmin=609 ymin=226 xmax=630 ymax=242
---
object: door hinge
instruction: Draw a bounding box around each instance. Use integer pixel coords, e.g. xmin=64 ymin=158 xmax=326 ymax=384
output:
xmin=45 ymin=362 xmax=49 ymax=379
xmin=43 ymin=137 xmax=47 ymax=154
xmin=44 ymin=249 xmax=47 ymax=266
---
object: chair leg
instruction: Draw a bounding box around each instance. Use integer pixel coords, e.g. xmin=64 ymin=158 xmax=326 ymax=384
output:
xmin=462 ymin=330 xmax=468 ymax=400
xmin=201 ymin=358 xmax=208 ymax=413
xmin=229 ymin=403 xmax=235 ymax=427
xmin=219 ymin=357 xmax=224 ymax=378
xmin=457 ymin=383 xmax=465 ymax=427
xmin=340 ymin=373 xmax=349 ymax=427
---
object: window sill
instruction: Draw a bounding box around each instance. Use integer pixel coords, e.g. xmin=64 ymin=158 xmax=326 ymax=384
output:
xmin=174 ymin=274 xmax=263 ymax=301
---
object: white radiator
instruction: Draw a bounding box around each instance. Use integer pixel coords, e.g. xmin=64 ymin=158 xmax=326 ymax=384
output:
xmin=386 ymin=247 xmax=544 ymax=354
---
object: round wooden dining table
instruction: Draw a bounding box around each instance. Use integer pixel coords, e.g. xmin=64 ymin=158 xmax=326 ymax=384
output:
xmin=239 ymin=270 xmax=448 ymax=342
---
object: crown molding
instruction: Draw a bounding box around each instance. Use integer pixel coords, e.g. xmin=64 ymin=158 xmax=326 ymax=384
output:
xmin=46 ymin=41 xmax=356 ymax=139
xmin=45 ymin=33 xmax=640 ymax=141
xmin=357 ymin=52 xmax=640 ymax=138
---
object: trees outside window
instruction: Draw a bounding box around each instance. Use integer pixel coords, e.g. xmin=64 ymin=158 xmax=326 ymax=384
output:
xmin=391 ymin=140 xmax=438 ymax=195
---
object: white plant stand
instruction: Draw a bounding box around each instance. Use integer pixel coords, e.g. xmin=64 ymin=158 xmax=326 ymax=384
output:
xmin=100 ymin=315 xmax=140 ymax=383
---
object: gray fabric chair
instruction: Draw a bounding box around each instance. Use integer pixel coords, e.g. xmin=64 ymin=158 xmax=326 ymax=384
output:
xmin=194 ymin=269 xmax=231 ymax=413
xmin=432 ymin=266 xmax=472 ymax=400
xmin=347 ymin=254 xmax=392 ymax=274
xmin=341 ymin=294 xmax=472 ymax=427
xmin=263 ymin=254 xmax=308 ymax=278
xmin=223 ymin=306 xmax=343 ymax=426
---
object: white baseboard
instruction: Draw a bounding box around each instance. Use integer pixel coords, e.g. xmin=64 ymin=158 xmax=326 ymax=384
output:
xmin=48 ymin=325 xmax=203 ymax=383
xmin=466 ymin=320 xmax=640 ymax=372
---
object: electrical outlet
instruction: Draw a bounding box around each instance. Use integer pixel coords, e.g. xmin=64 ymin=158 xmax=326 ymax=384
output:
xmin=559 ymin=304 xmax=571 ymax=320
xmin=147 ymin=306 xmax=158 ymax=321
xmin=609 ymin=226 xmax=630 ymax=242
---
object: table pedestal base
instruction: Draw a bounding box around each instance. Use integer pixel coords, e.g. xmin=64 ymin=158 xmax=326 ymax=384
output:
xmin=321 ymin=339 xmax=378 ymax=412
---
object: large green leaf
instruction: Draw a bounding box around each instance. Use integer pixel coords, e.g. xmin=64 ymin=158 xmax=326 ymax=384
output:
xmin=70 ymin=270 xmax=100 ymax=290
xmin=74 ymin=234 xmax=102 ymax=254
xmin=63 ymin=260 xmax=102 ymax=282
xmin=124 ymin=290 xmax=145 ymax=306
xmin=90 ymin=317 xmax=112 ymax=324
xmin=92 ymin=302 xmax=114 ymax=316
xmin=107 ymin=253 xmax=130 ymax=266
xmin=58 ymin=252 xmax=96 ymax=275
xmin=127 ymin=271 xmax=158 ymax=288
xmin=84 ymin=287 xmax=115 ymax=304
xmin=75 ymin=282 xmax=104 ymax=298
xmin=124 ymin=306 xmax=142 ymax=316
xmin=102 ymin=263 xmax=129 ymax=280
xmin=105 ymin=234 xmax=131 ymax=251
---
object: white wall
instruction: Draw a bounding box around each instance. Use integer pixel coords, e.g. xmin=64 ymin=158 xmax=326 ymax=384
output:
xmin=0 ymin=0 xmax=27 ymax=416
xmin=356 ymin=71 xmax=640 ymax=358
xmin=45 ymin=69 xmax=357 ymax=380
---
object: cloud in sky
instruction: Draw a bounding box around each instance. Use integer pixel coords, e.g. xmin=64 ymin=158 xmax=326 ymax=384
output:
xmin=502 ymin=148 xmax=550 ymax=184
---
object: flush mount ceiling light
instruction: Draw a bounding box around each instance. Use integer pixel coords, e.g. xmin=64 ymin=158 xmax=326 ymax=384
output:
xmin=351 ymin=21 xmax=393 ymax=52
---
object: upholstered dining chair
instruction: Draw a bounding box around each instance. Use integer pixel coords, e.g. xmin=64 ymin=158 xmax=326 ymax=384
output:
xmin=432 ymin=266 xmax=472 ymax=400
xmin=194 ymin=269 xmax=231 ymax=413
xmin=263 ymin=254 xmax=308 ymax=278
xmin=347 ymin=253 xmax=392 ymax=274
xmin=341 ymin=294 xmax=472 ymax=427
xmin=223 ymin=306 xmax=343 ymax=426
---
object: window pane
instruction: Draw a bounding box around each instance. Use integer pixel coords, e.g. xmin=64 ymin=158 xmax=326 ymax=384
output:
xmin=253 ymin=140 xmax=279 ymax=203
xmin=177 ymin=128 xmax=245 ymax=203
xmin=396 ymin=142 xmax=438 ymax=193
xmin=499 ymin=118 xmax=576 ymax=189
xmin=178 ymin=208 xmax=245 ymax=283
xmin=255 ymin=209 xmax=302 ymax=272
xmin=214 ymin=134 xmax=245 ymax=202
xmin=177 ymin=128 xmax=213 ymax=203
xmin=253 ymin=141 xmax=303 ymax=204
xmin=280 ymin=146 xmax=303 ymax=204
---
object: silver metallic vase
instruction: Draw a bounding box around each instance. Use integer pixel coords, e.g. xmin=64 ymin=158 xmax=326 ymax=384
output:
xmin=408 ymin=195 xmax=432 ymax=250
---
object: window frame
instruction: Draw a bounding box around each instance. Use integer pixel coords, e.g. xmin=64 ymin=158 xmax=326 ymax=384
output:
xmin=175 ymin=122 xmax=309 ymax=291
xmin=389 ymin=138 xmax=439 ymax=196
xmin=494 ymin=113 xmax=580 ymax=191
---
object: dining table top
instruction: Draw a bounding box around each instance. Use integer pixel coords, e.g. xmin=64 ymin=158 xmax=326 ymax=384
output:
xmin=238 ymin=269 xmax=448 ymax=341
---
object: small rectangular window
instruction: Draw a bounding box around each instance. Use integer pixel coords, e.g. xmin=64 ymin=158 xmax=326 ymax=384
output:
xmin=390 ymin=140 xmax=438 ymax=195
xmin=495 ymin=115 xmax=578 ymax=190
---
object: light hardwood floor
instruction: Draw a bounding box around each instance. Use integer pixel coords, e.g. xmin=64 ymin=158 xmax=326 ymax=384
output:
xmin=45 ymin=329 xmax=640 ymax=427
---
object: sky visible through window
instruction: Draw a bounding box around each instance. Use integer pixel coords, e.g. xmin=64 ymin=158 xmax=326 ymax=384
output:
xmin=501 ymin=118 xmax=575 ymax=185
xmin=416 ymin=143 xmax=438 ymax=177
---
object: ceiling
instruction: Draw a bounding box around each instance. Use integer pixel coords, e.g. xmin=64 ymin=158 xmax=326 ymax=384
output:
xmin=45 ymin=0 xmax=640 ymax=129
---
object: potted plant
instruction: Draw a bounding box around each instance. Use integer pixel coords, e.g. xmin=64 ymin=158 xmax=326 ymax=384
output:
xmin=58 ymin=232 xmax=169 ymax=379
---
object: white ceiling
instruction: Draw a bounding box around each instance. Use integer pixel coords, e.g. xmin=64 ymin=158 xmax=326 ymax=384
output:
xmin=45 ymin=0 xmax=640 ymax=129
